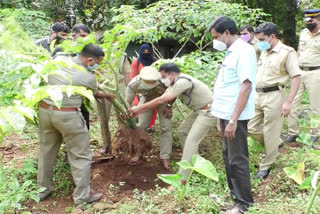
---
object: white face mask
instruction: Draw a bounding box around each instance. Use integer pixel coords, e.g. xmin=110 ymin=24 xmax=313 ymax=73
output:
xmin=161 ymin=76 xmax=172 ymax=87
xmin=213 ymin=33 xmax=227 ymax=51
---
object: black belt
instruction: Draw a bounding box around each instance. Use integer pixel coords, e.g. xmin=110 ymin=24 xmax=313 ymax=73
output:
xmin=300 ymin=66 xmax=320 ymax=71
xmin=256 ymin=86 xmax=280 ymax=93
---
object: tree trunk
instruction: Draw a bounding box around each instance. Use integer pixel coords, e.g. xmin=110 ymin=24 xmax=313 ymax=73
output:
xmin=282 ymin=0 xmax=298 ymax=49
xmin=96 ymin=98 xmax=112 ymax=153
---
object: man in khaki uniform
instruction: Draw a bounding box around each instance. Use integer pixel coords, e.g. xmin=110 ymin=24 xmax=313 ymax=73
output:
xmin=286 ymin=9 xmax=320 ymax=144
xmin=248 ymin=23 xmax=301 ymax=179
xmin=128 ymin=63 xmax=215 ymax=182
xmin=240 ymin=25 xmax=261 ymax=61
xmin=38 ymin=44 xmax=114 ymax=205
xmin=126 ymin=66 xmax=172 ymax=169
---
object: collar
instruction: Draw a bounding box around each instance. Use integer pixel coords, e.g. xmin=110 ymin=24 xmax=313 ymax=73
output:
xmin=269 ymin=40 xmax=282 ymax=53
xmin=250 ymin=37 xmax=257 ymax=45
xmin=227 ymin=38 xmax=242 ymax=52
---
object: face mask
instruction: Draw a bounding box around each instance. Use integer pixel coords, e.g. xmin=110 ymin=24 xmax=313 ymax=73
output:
xmin=241 ymin=34 xmax=250 ymax=42
xmin=257 ymin=37 xmax=272 ymax=51
xmin=213 ymin=33 xmax=227 ymax=51
xmin=140 ymin=83 xmax=153 ymax=90
xmin=141 ymin=52 xmax=152 ymax=58
xmin=87 ymin=63 xmax=99 ymax=72
xmin=161 ymin=76 xmax=172 ymax=87
xmin=306 ymin=23 xmax=318 ymax=31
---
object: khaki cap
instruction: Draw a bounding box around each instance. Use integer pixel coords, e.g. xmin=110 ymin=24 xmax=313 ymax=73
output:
xmin=140 ymin=66 xmax=161 ymax=81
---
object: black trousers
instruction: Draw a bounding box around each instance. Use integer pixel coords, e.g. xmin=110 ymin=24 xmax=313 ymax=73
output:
xmin=81 ymin=104 xmax=90 ymax=130
xmin=220 ymin=119 xmax=254 ymax=211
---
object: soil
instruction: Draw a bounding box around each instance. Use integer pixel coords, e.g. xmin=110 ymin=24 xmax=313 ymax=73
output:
xmin=27 ymin=152 xmax=172 ymax=213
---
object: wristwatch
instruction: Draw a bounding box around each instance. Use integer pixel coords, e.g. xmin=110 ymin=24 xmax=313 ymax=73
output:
xmin=167 ymin=104 xmax=173 ymax=108
xmin=229 ymin=119 xmax=237 ymax=125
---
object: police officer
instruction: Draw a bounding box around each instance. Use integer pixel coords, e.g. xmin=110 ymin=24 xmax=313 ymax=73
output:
xmin=128 ymin=63 xmax=215 ymax=182
xmin=126 ymin=66 xmax=172 ymax=169
xmin=240 ymin=25 xmax=261 ymax=61
xmin=248 ymin=23 xmax=301 ymax=179
xmin=286 ymin=9 xmax=320 ymax=145
xmin=38 ymin=44 xmax=114 ymax=205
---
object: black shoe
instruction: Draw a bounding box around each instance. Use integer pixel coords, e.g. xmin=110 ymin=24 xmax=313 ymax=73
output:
xmin=75 ymin=192 xmax=103 ymax=206
xmin=254 ymin=170 xmax=270 ymax=179
xmin=311 ymin=136 xmax=319 ymax=143
xmin=146 ymin=128 xmax=155 ymax=134
xmin=39 ymin=191 xmax=51 ymax=201
xmin=284 ymin=135 xmax=298 ymax=143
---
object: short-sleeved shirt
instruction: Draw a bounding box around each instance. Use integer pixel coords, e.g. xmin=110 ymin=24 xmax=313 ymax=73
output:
xmin=211 ymin=38 xmax=256 ymax=120
xmin=126 ymin=76 xmax=166 ymax=104
xmin=43 ymin=56 xmax=98 ymax=108
xmin=166 ymin=74 xmax=213 ymax=111
xmin=256 ymin=41 xmax=300 ymax=88
xmin=298 ymin=28 xmax=320 ymax=67
xmin=250 ymin=38 xmax=261 ymax=61
xmin=35 ymin=37 xmax=51 ymax=52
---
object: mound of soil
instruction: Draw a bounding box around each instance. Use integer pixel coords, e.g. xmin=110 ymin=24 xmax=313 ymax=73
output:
xmin=29 ymin=154 xmax=172 ymax=213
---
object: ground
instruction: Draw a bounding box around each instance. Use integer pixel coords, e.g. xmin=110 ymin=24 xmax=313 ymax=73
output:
xmin=1 ymin=102 xmax=319 ymax=214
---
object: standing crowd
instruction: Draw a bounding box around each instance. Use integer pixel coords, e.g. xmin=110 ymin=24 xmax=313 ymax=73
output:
xmin=34 ymin=8 xmax=320 ymax=214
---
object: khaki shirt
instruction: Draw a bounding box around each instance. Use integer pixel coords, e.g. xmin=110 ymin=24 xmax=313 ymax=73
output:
xmin=126 ymin=76 xmax=166 ymax=104
xmin=256 ymin=41 xmax=300 ymax=88
xmin=250 ymin=38 xmax=261 ymax=61
xmin=298 ymin=28 xmax=320 ymax=67
xmin=118 ymin=54 xmax=131 ymax=81
xmin=166 ymin=74 xmax=213 ymax=111
xmin=43 ymin=56 xmax=98 ymax=107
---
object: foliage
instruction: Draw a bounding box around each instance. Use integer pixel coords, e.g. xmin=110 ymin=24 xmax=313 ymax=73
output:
xmin=0 ymin=17 xmax=95 ymax=143
xmin=112 ymin=0 xmax=268 ymax=50
xmin=0 ymin=8 xmax=49 ymax=40
xmin=0 ymin=159 xmax=44 ymax=213
xmin=158 ymin=154 xmax=219 ymax=202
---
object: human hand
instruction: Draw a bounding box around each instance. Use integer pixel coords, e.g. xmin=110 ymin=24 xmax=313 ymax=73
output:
xmin=127 ymin=106 xmax=141 ymax=117
xmin=105 ymin=93 xmax=115 ymax=102
xmin=224 ymin=122 xmax=237 ymax=140
xmin=281 ymin=101 xmax=291 ymax=116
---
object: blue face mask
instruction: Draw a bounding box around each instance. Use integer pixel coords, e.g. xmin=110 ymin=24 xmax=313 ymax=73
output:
xmin=257 ymin=37 xmax=272 ymax=51
xmin=88 ymin=63 xmax=99 ymax=72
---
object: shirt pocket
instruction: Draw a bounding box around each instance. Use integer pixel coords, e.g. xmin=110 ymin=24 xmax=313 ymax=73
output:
xmin=312 ymin=38 xmax=320 ymax=52
xmin=298 ymin=39 xmax=307 ymax=51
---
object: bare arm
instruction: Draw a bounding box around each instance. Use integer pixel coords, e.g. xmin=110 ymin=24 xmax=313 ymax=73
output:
xmin=281 ymin=75 xmax=301 ymax=116
xmin=128 ymin=93 xmax=176 ymax=116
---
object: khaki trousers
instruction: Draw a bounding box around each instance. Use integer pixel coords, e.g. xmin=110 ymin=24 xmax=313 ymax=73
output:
xmin=177 ymin=110 xmax=215 ymax=180
xmin=138 ymin=96 xmax=172 ymax=159
xmin=38 ymin=107 xmax=92 ymax=204
xmin=248 ymin=90 xmax=285 ymax=170
xmin=288 ymin=71 xmax=320 ymax=137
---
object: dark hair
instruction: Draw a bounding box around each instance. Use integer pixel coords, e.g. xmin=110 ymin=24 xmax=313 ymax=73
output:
xmin=208 ymin=16 xmax=237 ymax=35
xmin=159 ymin=63 xmax=181 ymax=73
xmin=240 ymin=25 xmax=254 ymax=33
xmin=255 ymin=22 xmax=279 ymax=38
xmin=72 ymin=24 xmax=90 ymax=34
xmin=80 ymin=44 xmax=105 ymax=58
xmin=52 ymin=22 xmax=70 ymax=33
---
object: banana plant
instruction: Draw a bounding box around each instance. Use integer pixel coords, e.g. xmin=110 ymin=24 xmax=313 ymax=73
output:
xmin=158 ymin=154 xmax=219 ymax=202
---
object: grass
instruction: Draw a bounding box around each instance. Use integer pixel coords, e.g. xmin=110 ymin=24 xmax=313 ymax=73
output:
xmin=1 ymin=99 xmax=320 ymax=213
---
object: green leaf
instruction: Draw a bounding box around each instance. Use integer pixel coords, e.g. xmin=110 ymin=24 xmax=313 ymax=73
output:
xmin=157 ymin=174 xmax=183 ymax=188
xmin=178 ymin=155 xmax=219 ymax=182
xmin=297 ymin=133 xmax=312 ymax=146
xmin=284 ymin=162 xmax=305 ymax=185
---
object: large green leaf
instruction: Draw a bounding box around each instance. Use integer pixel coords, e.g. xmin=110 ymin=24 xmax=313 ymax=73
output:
xmin=284 ymin=162 xmax=305 ymax=185
xmin=157 ymin=174 xmax=183 ymax=188
xmin=178 ymin=155 xmax=219 ymax=182
xmin=297 ymin=133 xmax=312 ymax=146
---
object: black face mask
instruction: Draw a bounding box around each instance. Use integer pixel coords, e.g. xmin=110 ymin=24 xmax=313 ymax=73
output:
xmin=55 ymin=35 xmax=65 ymax=44
xmin=307 ymin=23 xmax=318 ymax=31
xmin=141 ymin=52 xmax=152 ymax=58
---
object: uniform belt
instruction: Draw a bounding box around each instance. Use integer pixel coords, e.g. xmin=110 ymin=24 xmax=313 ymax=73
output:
xmin=40 ymin=101 xmax=78 ymax=111
xmin=299 ymin=66 xmax=320 ymax=71
xmin=256 ymin=86 xmax=280 ymax=93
